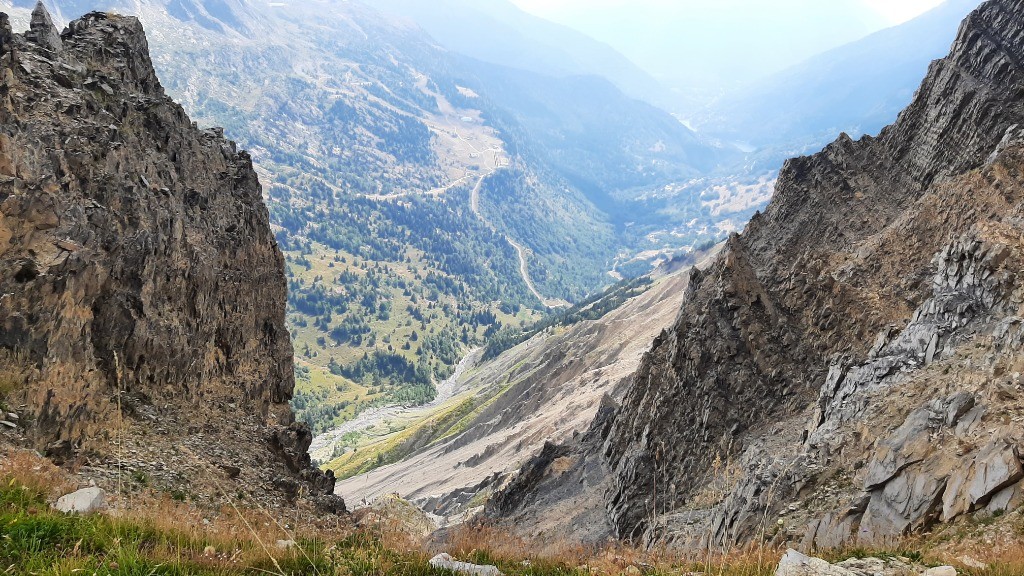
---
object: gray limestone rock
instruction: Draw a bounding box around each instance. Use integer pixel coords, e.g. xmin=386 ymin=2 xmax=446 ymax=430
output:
xmin=429 ymin=554 xmax=502 ymax=576
xmin=592 ymin=0 xmax=1024 ymax=546
xmin=462 ymin=0 xmax=1024 ymax=550
xmin=922 ymin=568 xmax=957 ymax=576
xmin=775 ymin=549 xmax=856 ymax=576
xmin=944 ymin=392 xmax=976 ymax=427
xmin=985 ymin=481 xmax=1022 ymax=514
xmin=776 ymin=549 xmax=946 ymax=576
xmin=940 ymin=439 xmax=1023 ymax=521
xmin=863 ymin=408 xmax=936 ymax=490
xmin=859 ymin=458 xmax=951 ymax=544
xmin=53 ymin=487 xmax=106 ymax=514
xmin=967 ymin=440 xmax=1023 ymax=506
xmin=26 ymin=2 xmax=62 ymax=53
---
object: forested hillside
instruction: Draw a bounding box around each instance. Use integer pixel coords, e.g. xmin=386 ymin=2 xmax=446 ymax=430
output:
xmin=0 ymin=0 xmax=746 ymax=435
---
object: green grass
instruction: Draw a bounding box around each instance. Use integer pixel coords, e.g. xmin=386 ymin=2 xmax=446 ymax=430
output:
xmin=1 ymin=480 xmax=224 ymax=574
xmin=0 ymin=476 xmax=589 ymax=576
xmin=0 ymin=479 xmax=428 ymax=574
xmin=6 ymin=473 xmax=1024 ymax=576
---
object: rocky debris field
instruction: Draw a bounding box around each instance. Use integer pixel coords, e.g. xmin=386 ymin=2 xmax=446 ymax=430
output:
xmin=775 ymin=549 xmax=959 ymax=576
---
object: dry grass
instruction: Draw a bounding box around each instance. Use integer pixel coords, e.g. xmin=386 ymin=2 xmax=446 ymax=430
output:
xmin=0 ymin=446 xmax=75 ymax=498
xmin=3 ymin=446 xmax=1024 ymax=575
xmin=440 ymin=522 xmax=779 ymax=576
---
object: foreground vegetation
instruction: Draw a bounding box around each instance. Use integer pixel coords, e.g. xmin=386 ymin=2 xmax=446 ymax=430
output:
xmin=0 ymin=473 xmax=771 ymax=575
xmin=3 ymin=450 xmax=1023 ymax=575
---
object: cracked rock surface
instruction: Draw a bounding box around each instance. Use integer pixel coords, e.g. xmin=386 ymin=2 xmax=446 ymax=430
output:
xmin=0 ymin=7 xmax=339 ymax=510
xmin=486 ymin=0 xmax=1024 ymax=551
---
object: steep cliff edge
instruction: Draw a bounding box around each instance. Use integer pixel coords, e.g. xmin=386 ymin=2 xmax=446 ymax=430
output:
xmin=0 ymin=6 xmax=338 ymax=508
xmin=561 ymin=0 xmax=1024 ymax=547
xmin=598 ymin=0 xmax=1024 ymax=541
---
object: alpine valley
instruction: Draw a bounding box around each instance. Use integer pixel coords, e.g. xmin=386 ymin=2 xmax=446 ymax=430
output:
xmin=0 ymin=0 xmax=742 ymax=440
xmin=4 ymin=0 xmax=1024 ymax=574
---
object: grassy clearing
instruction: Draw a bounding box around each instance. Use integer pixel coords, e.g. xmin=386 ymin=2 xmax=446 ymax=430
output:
xmin=0 ymin=472 xmax=776 ymax=576
xmin=326 ymin=396 xmax=480 ymax=480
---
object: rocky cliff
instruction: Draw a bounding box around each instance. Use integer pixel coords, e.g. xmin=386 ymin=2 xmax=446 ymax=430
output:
xmin=0 ymin=5 xmax=337 ymax=508
xmin=490 ymin=0 xmax=1024 ymax=550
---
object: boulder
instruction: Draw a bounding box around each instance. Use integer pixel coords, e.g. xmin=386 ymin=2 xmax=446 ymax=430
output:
xmin=942 ymin=438 xmax=1023 ymax=520
xmin=943 ymin=392 xmax=975 ymax=427
xmin=863 ymin=408 xmax=935 ymax=490
xmin=967 ymin=440 xmax=1022 ymax=506
xmin=53 ymin=487 xmax=106 ymax=514
xmin=835 ymin=557 xmax=914 ymax=575
xmin=941 ymin=463 xmax=973 ymax=521
xmin=429 ymin=553 xmax=502 ymax=576
xmin=859 ymin=458 xmax=951 ymax=543
xmin=775 ymin=550 xmax=947 ymax=576
xmin=775 ymin=549 xmax=856 ymax=576
xmin=985 ymin=480 xmax=1023 ymax=514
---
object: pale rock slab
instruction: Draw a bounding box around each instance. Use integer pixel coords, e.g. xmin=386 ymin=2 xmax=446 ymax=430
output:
xmin=775 ymin=549 xmax=857 ymax=576
xmin=53 ymin=487 xmax=106 ymax=514
xmin=429 ymin=553 xmax=502 ymax=576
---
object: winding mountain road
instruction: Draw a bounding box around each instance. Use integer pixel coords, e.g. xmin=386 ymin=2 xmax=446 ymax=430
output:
xmin=469 ymin=168 xmax=568 ymax=309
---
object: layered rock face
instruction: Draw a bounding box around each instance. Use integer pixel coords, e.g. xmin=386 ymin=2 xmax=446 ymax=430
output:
xmin=0 ymin=6 xmax=334 ymax=503
xmin=597 ymin=0 xmax=1024 ymax=547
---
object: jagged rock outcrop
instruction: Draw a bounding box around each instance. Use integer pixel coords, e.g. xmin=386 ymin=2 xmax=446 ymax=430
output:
xmin=26 ymin=1 xmax=61 ymax=53
xmin=588 ymin=0 xmax=1024 ymax=547
xmin=0 ymin=7 xmax=338 ymax=507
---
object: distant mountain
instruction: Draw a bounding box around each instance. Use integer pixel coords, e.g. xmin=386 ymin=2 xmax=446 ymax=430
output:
xmin=1 ymin=0 xmax=737 ymax=434
xmin=372 ymin=0 xmax=672 ymax=109
xmin=697 ymin=0 xmax=984 ymax=155
xmin=512 ymin=0 xmax=888 ymax=111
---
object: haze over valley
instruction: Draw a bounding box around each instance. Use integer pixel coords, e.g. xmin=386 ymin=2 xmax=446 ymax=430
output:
xmin=5 ymin=0 xmax=1024 ymax=573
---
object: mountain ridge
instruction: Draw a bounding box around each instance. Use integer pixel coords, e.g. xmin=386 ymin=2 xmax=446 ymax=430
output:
xmin=480 ymin=0 xmax=1024 ymax=550
xmin=697 ymin=0 xmax=984 ymax=154
xmin=370 ymin=0 xmax=672 ymax=110
xmin=0 ymin=0 xmax=746 ymax=438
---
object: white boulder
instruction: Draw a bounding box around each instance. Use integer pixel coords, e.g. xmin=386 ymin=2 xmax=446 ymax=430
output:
xmin=429 ymin=553 xmax=502 ymax=576
xmin=53 ymin=487 xmax=106 ymax=514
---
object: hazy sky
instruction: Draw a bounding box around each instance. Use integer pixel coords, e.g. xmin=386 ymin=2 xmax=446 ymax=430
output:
xmin=509 ymin=0 xmax=949 ymax=95
xmin=512 ymin=0 xmax=944 ymax=26
xmin=860 ymin=0 xmax=946 ymax=23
